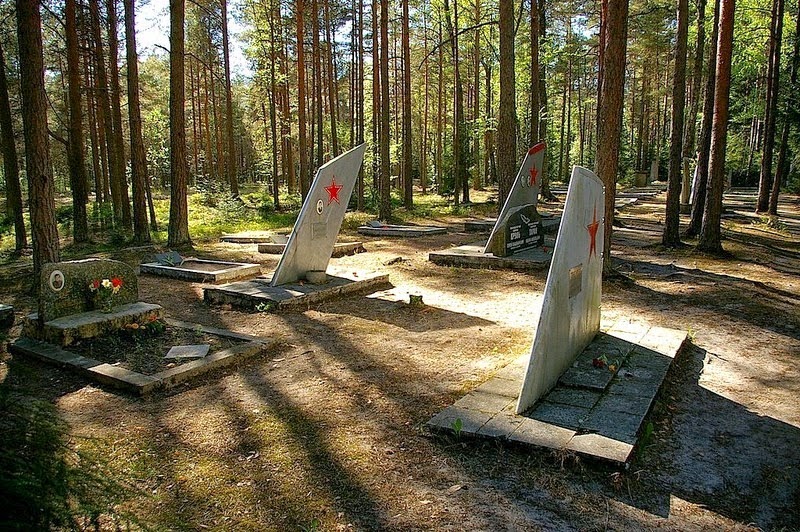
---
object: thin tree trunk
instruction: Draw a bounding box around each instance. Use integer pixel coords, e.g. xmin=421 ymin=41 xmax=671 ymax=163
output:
xmin=401 ymin=0 xmax=413 ymax=208
xmin=296 ymin=0 xmax=309 ymax=198
xmin=663 ymin=0 xmax=689 ymax=246
xmin=124 ymin=0 xmax=151 ymax=243
xmin=221 ymin=0 xmax=239 ymax=195
xmin=698 ymin=0 xmax=735 ymax=252
xmin=0 ymin=41 xmax=27 ymax=251
xmin=324 ymin=0 xmax=339 ymax=156
xmin=379 ymin=0 xmax=392 ymax=219
xmin=66 ymin=0 xmax=90 ymax=243
xmin=530 ymin=0 xmax=540 ymax=146
xmin=686 ymin=0 xmax=720 ymax=237
xmin=168 ymin=0 xmax=191 ymax=247
xmin=106 ymin=0 xmax=131 ymax=230
xmin=498 ymin=0 xmax=516 ymax=208
xmin=16 ymin=0 xmax=60 ymax=287
xmin=312 ymin=0 xmax=324 ymax=167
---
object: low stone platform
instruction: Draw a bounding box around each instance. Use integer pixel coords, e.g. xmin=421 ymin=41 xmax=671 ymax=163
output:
xmin=140 ymin=259 xmax=262 ymax=283
xmin=358 ymin=224 xmax=447 ymax=237
xmin=23 ymin=302 xmax=164 ymax=346
xmin=464 ymin=216 xmax=561 ymax=233
xmin=0 ymin=304 xmax=13 ymax=328
xmin=220 ymin=231 xmax=282 ymax=244
xmin=428 ymin=238 xmax=555 ymax=271
xmin=427 ymin=319 xmax=687 ymax=465
xmin=258 ymin=241 xmax=366 ymax=257
xmin=204 ymin=269 xmax=390 ymax=311
xmin=10 ymin=319 xmax=273 ymax=395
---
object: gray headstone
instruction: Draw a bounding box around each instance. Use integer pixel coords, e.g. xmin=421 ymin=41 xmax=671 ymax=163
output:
xmin=516 ymin=166 xmax=605 ymax=414
xmin=165 ymin=344 xmax=210 ymax=360
xmin=271 ymin=143 xmax=367 ymax=286
xmin=39 ymin=259 xmax=139 ymax=322
xmin=485 ymin=142 xmax=545 ymax=257
xmin=154 ymin=251 xmax=185 ymax=266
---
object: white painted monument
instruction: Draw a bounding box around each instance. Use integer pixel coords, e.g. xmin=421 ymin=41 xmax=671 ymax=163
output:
xmin=516 ymin=166 xmax=605 ymax=414
xmin=484 ymin=142 xmax=546 ymax=257
xmin=271 ymin=144 xmax=367 ymax=286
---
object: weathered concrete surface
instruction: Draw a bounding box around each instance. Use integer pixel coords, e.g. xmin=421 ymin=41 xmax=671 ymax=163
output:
xmin=427 ymin=319 xmax=687 ymax=466
xmin=428 ymin=238 xmax=555 ymax=271
xmin=10 ymin=321 xmax=276 ymax=395
xmin=258 ymin=241 xmax=365 ymax=257
xmin=204 ymin=269 xmax=391 ymax=311
xmin=140 ymin=259 xmax=262 ymax=283
xmin=466 ymin=216 xmax=560 ymax=234
xmin=358 ymin=224 xmax=447 ymax=237
xmin=0 ymin=304 xmax=14 ymax=328
xmin=40 ymin=259 xmax=139 ymax=321
xmin=23 ymin=302 xmax=164 ymax=346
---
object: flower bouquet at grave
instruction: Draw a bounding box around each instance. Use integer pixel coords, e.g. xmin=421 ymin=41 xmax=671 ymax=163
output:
xmin=88 ymin=277 xmax=123 ymax=313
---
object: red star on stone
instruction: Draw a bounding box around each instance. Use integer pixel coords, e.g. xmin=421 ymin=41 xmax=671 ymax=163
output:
xmin=529 ymin=166 xmax=538 ymax=186
xmin=587 ymin=205 xmax=600 ymax=258
xmin=324 ymin=176 xmax=343 ymax=205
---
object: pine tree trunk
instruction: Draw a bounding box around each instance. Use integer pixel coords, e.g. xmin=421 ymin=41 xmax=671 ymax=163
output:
xmin=16 ymin=0 xmax=60 ymax=287
xmin=379 ymin=0 xmax=392 ymax=220
xmin=698 ymin=0 xmax=735 ymax=252
xmin=497 ymin=0 xmax=516 ymax=209
xmin=324 ymin=0 xmax=339 ymax=156
xmin=168 ymin=0 xmax=191 ymax=247
xmin=401 ymin=0 xmax=413 ymax=208
xmin=595 ymin=0 xmax=629 ymax=274
xmin=530 ymin=0 xmax=540 ymax=146
xmin=221 ymin=0 xmax=239 ymax=195
xmin=686 ymin=0 xmax=720 ymax=237
xmin=663 ymin=0 xmax=689 ymax=246
xmin=124 ymin=0 xmax=151 ymax=243
xmin=297 ymin=0 xmax=310 ymax=199
xmin=0 ymin=40 xmax=28 ymax=251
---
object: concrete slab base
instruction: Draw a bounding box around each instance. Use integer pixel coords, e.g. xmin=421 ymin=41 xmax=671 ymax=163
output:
xmin=258 ymin=241 xmax=365 ymax=257
xmin=358 ymin=224 xmax=447 ymax=237
xmin=427 ymin=318 xmax=687 ymax=466
xmin=140 ymin=259 xmax=262 ymax=283
xmin=428 ymin=238 xmax=555 ymax=271
xmin=203 ymin=268 xmax=391 ymax=311
xmin=10 ymin=319 xmax=274 ymax=395
xmin=22 ymin=302 xmax=164 ymax=346
xmin=220 ymin=231 xmax=282 ymax=244
xmin=464 ymin=216 xmax=561 ymax=234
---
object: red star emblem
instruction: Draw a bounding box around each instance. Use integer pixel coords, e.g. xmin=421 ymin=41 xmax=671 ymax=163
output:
xmin=324 ymin=176 xmax=343 ymax=205
xmin=529 ymin=166 xmax=538 ymax=186
xmin=587 ymin=205 xmax=600 ymax=258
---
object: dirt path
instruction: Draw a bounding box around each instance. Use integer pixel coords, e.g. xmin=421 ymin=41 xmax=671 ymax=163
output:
xmin=2 ymin=191 xmax=798 ymax=530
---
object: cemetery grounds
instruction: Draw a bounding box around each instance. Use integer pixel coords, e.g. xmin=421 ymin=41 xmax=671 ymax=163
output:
xmin=0 ymin=189 xmax=798 ymax=530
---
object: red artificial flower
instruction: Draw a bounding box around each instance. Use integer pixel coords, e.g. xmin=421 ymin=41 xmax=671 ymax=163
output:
xmin=111 ymin=277 xmax=123 ymax=288
xmin=91 ymin=279 xmax=100 ymax=289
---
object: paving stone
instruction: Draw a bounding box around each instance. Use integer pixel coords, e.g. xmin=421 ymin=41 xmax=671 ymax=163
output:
xmin=605 ymin=371 xmax=661 ymax=399
xmin=474 ymin=377 xmax=519 ymax=399
xmin=529 ymin=401 xmax=591 ymax=430
xmin=638 ymin=326 xmax=687 ymax=357
xmin=579 ymin=408 xmax=642 ymax=445
xmin=428 ymin=238 xmax=555 ymax=272
xmin=453 ymin=389 xmax=516 ymax=414
xmin=140 ymin=259 xmax=262 ymax=283
xmin=477 ymin=412 xmax=526 ymax=439
xmin=567 ymin=433 xmax=634 ymax=464
xmin=165 ymin=344 xmax=210 ymax=360
xmin=427 ymin=406 xmax=493 ymax=436
xmin=605 ymin=319 xmax=651 ymax=345
xmin=593 ymin=391 xmax=654 ymax=418
xmin=542 ymin=388 xmax=602 ymax=409
xmin=559 ymin=364 xmax=616 ymax=391
xmin=509 ymin=417 xmax=574 ymax=449
xmin=358 ymin=224 xmax=447 ymax=237
xmin=258 ymin=241 xmax=365 ymax=257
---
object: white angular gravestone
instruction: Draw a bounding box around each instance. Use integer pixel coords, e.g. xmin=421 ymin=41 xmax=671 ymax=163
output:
xmin=271 ymin=143 xmax=367 ymax=286
xmin=516 ymin=166 xmax=605 ymax=414
xmin=484 ymin=142 xmax=545 ymax=257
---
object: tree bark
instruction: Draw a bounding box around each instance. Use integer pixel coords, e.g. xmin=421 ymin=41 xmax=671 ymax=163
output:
xmin=698 ymin=0 xmax=735 ymax=252
xmin=297 ymin=0 xmax=310 ymax=199
xmin=16 ymin=0 xmax=61 ymax=287
xmin=379 ymin=0 xmax=392 ymax=220
xmin=497 ymin=0 xmax=516 ymax=209
xmin=124 ymin=0 xmax=151 ymax=243
xmin=595 ymin=0 xmax=629 ymax=274
xmin=401 ymin=0 xmax=413 ymax=208
xmin=168 ymin=0 xmax=191 ymax=247
xmin=663 ymin=0 xmax=689 ymax=246
xmin=221 ymin=0 xmax=239 ymax=195
xmin=0 ymin=40 xmax=28 ymax=251
xmin=756 ymin=0 xmax=785 ymax=212
xmin=686 ymin=0 xmax=720 ymax=237
xmin=530 ymin=0 xmax=540 ymax=146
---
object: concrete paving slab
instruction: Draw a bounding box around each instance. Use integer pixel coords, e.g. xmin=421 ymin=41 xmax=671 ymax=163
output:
xmin=429 ymin=238 xmax=555 ymax=271
xmin=258 ymin=241 xmax=365 ymax=257
xmin=204 ymin=268 xmax=390 ymax=311
xmin=508 ymin=417 xmax=575 ymax=449
xmin=358 ymin=224 xmax=447 ymax=237
xmin=220 ymin=231 xmax=281 ymax=243
xmin=140 ymin=259 xmax=262 ymax=283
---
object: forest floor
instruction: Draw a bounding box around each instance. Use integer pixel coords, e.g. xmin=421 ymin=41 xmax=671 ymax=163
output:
xmin=1 ymin=187 xmax=799 ymax=530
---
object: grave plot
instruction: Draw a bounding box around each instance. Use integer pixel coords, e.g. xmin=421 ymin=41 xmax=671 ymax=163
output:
xmin=357 ymin=220 xmax=447 ymax=237
xmin=139 ymin=251 xmax=262 ymax=283
xmin=430 ymin=143 xmax=555 ymax=270
xmin=11 ymin=259 xmax=274 ymax=394
xmin=219 ymin=230 xmax=281 ymax=244
xmin=257 ymin=239 xmax=366 ymax=257
xmin=427 ymin=167 xmax=687 ymax=466
xmin=206 ymin=144 xmax=388 ymax=311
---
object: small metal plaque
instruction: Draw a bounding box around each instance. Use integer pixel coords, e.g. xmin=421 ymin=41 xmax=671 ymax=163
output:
xmin=48 ymin=270 xmax=65 ymax=292
xmin=155 ymin=251 xmax=185 ymax=266
xmin=165 ymin=344 xmax=210 ymax=359
xmin=569 ymin=264 xmax=583 ymax=298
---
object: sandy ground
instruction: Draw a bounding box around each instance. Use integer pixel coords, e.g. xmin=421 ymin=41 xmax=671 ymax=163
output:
xmin=1 ymin=189 xmax=798 ymax=530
